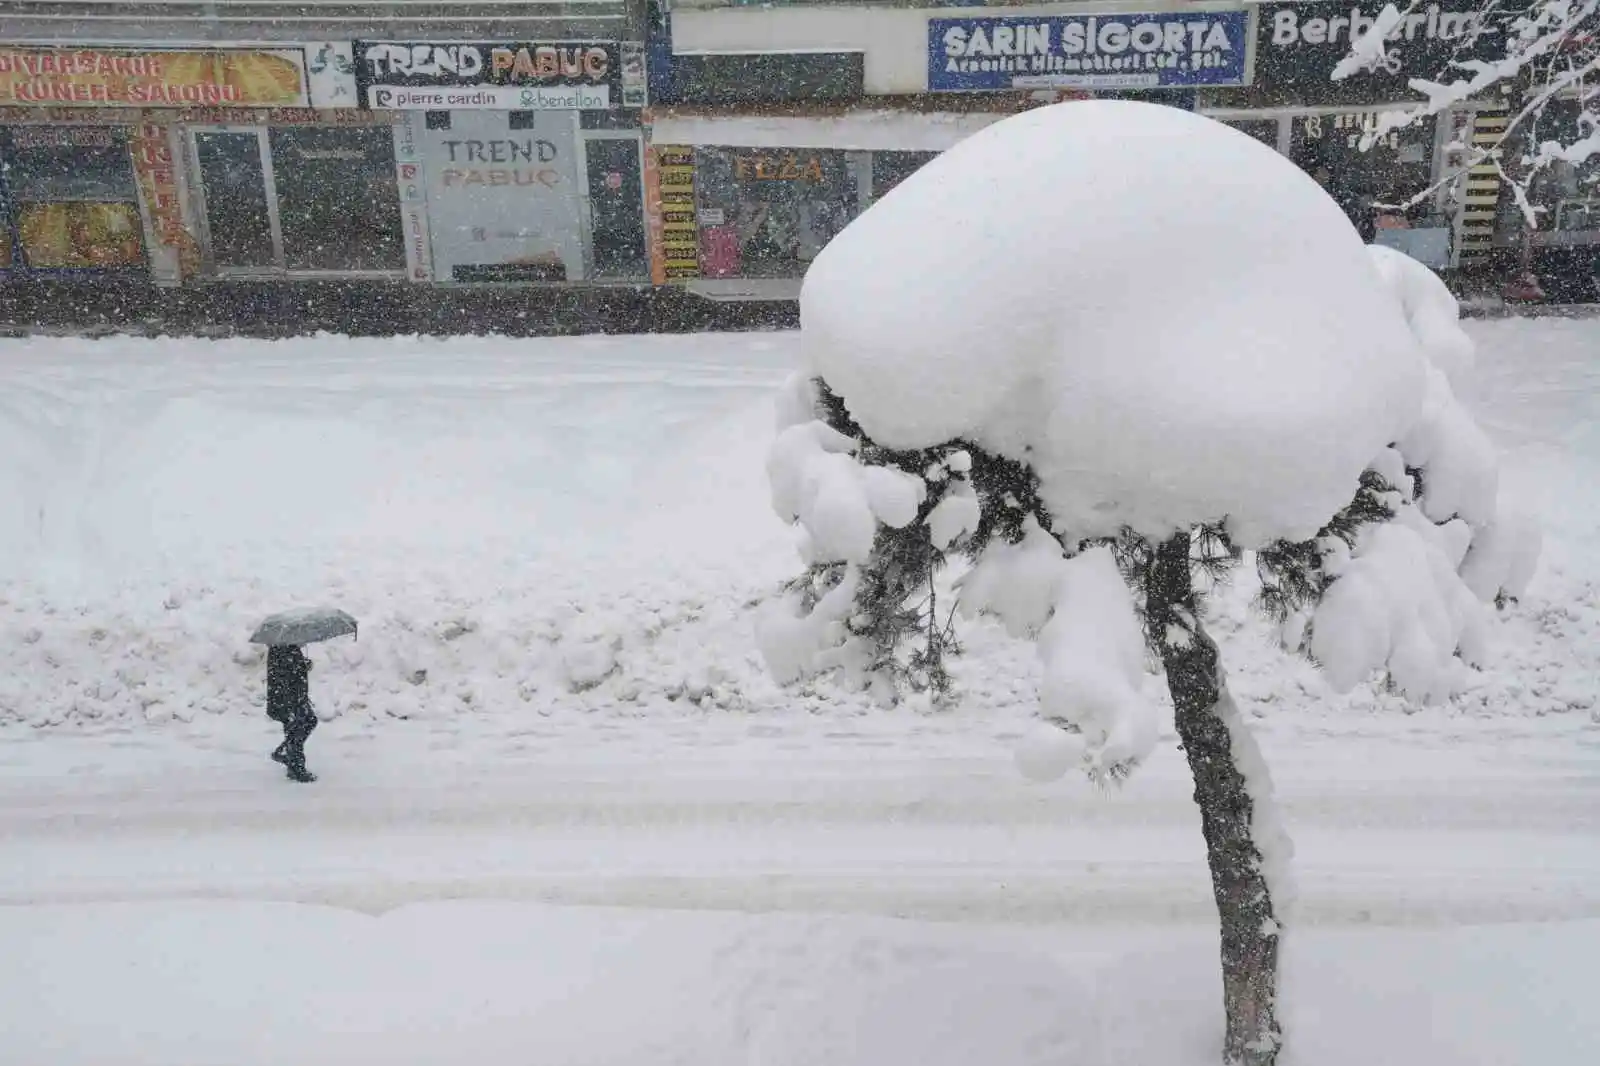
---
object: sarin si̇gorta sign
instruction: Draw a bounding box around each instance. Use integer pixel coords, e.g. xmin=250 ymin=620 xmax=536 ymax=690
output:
xmin=356 ymin=41 xmax=622 ymax=110
xmin=928 ymin=11 xmax=1252 ymax=92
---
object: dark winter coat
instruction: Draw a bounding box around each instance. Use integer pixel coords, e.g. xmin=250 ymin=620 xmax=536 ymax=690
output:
xmin=265 ymin=646 xmax=314 ymax=724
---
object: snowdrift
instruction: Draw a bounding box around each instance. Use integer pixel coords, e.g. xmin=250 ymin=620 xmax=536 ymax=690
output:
xmin=0 ymin=325 xmax=1592 ymax=729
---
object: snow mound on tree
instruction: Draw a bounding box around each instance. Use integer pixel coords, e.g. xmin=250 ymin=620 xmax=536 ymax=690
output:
xmin=959 ymin=532 xmax=1159 ymax=775
xmin=800 ymin=101 xmax=1427 ymax=547
xmin=1367 ymin=244 xmax=1476 ymax=390
xmin=1295 ymin=251 xmax=1542 ymax=702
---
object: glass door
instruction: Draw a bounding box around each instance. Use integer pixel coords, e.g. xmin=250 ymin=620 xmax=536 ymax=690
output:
xmin=581 ymin=134 xmax=647 ymax=279
xmin=191 ymin=128 xmax=280 ymax=273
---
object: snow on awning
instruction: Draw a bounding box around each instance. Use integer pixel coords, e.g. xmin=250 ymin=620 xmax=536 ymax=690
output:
xmin=646 ymin=110 xmax=1007 ymax=152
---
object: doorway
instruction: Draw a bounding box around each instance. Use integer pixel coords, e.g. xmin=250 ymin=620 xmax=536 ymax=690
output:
xmin=582 ymin=135 xmax=646 ymax=279
xmin=191 ymin=129 xmax=277 ymax=273
xmin=189 ymin=126 xmax=405 ymax=277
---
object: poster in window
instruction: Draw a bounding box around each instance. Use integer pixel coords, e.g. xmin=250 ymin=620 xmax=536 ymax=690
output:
xmin=418 ymin=110 xmax=585 ymax=282
xmin=17 ymin=202 xmax=145 ymax=268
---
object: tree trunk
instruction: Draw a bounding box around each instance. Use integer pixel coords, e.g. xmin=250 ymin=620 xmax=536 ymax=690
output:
xmin=1149 ymin=532 xmax=1286 ymax=1066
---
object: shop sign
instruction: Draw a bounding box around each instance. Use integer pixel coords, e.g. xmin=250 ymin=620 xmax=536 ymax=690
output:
xmin=733 ymin=153 xmax=828 ymax=182
xmin=391 ymin=111 xmax=434 ymax=282
xmin=129 ymin=123 xmax=196 ymax=283
xmin=1299 ymin=109 xmax=1427 ymax=154
xmin=0 ymin=46 xmax=337 ymax=107
xmin=648 ymin=144 xmax=698 ymax=284
xmin=419 ymin=111 xmax=586 ymax=282
xmin=928 ymin=11 xmax=1252 ymax=91
xmin=6 ymin=124 xmax=116 ymax=147
xmin=356 ymin=41 xmax=622 ymax=111
xmin=1253 ymin=2 xmax=1507 ymax=104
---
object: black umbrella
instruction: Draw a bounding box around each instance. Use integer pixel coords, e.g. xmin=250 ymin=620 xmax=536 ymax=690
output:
xmin=250 ymin=607 xmax=359 ymax=647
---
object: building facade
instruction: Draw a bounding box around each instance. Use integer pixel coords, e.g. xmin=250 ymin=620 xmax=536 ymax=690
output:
xmin=0 ymin=2 xmax=1589 ymax=300
xmin=0 ymin=1 xmax=653 ymax=289
xmin=641 ymin=0 xmax=1574 ymax=300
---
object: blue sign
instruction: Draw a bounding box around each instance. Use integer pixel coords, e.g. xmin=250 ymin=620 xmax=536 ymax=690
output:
xmin=929 ymin=11 xmax=1252 ymax=92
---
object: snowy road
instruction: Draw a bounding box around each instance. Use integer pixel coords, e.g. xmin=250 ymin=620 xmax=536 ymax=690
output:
xmin=2 ymin=719 xmax=1595 ymax=925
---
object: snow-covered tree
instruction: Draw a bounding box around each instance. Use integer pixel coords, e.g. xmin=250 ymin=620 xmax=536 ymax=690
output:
xmin=1341 ymin=1 xmax=1597 ymax=223
xmin=755 ymin=102 xmax=1539 ymax=1066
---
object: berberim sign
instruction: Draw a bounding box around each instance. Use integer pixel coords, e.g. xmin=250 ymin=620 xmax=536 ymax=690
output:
xmin=928 ymin=11 xmax=1253 ymax=91
xmin=356 ymin=41 xmax=622 ymax=110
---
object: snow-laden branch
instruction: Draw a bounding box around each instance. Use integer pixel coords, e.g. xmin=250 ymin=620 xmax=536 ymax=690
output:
xmin=1338 ymin=0 xmax=1599 ymax=220
xmin=1273 ymin=248 xmax=1541 ymax=702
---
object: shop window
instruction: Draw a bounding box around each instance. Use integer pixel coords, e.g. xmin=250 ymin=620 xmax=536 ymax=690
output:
xmin=0 ymin=126 xmax=145 ymax=270
xmin=1526 ymin=100 xmax=1598 ymax=235
xmin=1219 ymin=118 xmax=1281 ymax=152
xmin=1289 ymin=111 xmax=1441 ymax=243
xmin=268 ymin=126 xmax=405 ymax=272
xmin=425 ymin=111 xmax=451 ymax=130
xmin=509 ymin=111 xmax=538 ymax=130
xmin=694 ymin=147 xmax=857 ymax=280
xmin=871 ymin=151 xmax=938 ymax=202
xmin=194 ymin=130 xmax=276 ymax=270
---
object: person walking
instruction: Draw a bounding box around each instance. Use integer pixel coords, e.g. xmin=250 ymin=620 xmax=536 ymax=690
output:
xmin=250 ymin=606 xmax=356 ymax=784
xmin=266 ymin=645 xmax=319 ymax=783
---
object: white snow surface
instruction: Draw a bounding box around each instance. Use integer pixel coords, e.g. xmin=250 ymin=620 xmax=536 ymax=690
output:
xmin=4 ymin=902 xmax=1596 ymax=1066
xmin=800 ymin=101 xmax=1427 ymax=546
xmin=1 ymin=322 xmax=1599 ymax=1064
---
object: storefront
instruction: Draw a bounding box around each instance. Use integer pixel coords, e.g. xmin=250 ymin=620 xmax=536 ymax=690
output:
xmin=642 ymin=8 xmax=1255 ymax=299
xmin=0 ymin=41 xmax=369 ymax=284
xmin=1216 ymin=108 xmax=1444 ymax=245
xmin=643 ymin=107 xmax=1013 ymax=297
xmin=357 ymin=40 xmax=651 ymax=284
xmin=692 ymin=147 xmax=856 ymax=280
xmin=1201 ymin=0 xmax=1511 ymax=268
xmin=184 ymin=111 xmax=405 ymax=277
xmin=1502 ymin=93 xmax=1600 ymax=300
